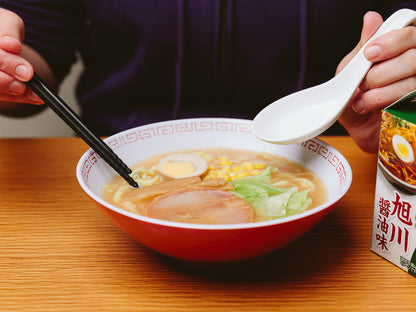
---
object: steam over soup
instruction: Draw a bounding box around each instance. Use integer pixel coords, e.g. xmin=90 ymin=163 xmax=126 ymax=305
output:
xmin=102 ymin=148 xmax=327 ymax=224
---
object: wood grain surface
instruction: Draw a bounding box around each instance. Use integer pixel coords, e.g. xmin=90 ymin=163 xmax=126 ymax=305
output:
xmin=0 ymin=136 xmax=415 ymax=312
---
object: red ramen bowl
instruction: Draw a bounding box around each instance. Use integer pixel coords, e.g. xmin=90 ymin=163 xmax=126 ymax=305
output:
xmin=76 ymin=118 xmax=352 ymax=262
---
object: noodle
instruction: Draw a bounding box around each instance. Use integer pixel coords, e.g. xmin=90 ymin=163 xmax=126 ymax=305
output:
xmin=102 ymin=148 xmax=328 ymax=223
xmin=379 ymin=111 xmax=416 ymax=185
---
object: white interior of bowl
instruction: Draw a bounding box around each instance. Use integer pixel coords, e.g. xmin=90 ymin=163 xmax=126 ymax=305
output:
xmin=76 ymin=118 xmax=352 ymax=229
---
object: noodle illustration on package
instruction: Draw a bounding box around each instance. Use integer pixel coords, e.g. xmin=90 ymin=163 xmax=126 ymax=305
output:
xmin=372 ymin=90 xmax=416 ymax=277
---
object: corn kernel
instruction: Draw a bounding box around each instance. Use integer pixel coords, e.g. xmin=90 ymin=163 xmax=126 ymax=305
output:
xmin=220 ymin=160 xmax=232 ymax=166
xmin=232 ymin=166 xmax=241 ymax=172
xmin=243 ymin=163 xmax=254 ymax=170
xmin=216 ymin=171 xmax=226 ymax=178
xmin=236 ymin=172 xmax=250 ymax=179
xmin=251 ymin=170 xmax=261 ymax=176
xmin=254 ymin=163 xmax=266 ymax=169
xmin=205 ymin=171 xmax=217 ymax=179
xmin=222 ymin=167 xmax=231 ymax=173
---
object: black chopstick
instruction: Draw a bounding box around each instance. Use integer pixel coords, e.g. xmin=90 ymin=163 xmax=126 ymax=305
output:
xmin=25 ymin=73 xmax=139 ymax=188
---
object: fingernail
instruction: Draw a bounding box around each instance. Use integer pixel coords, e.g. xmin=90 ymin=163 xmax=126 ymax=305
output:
xmin=365 ymin=45 xmax=381 ymax=60
xmin=0 ymin=35 xmax=20 ymax=45
xmin=14 ymin=65 xmax=31 ymax=80
xmin=353 ymin=99 xmax=365 ymax=113
xmin=9 ymin=80 xmax=25 ymax=94
xmin=28 ymin=91 xmax=43 ymax=103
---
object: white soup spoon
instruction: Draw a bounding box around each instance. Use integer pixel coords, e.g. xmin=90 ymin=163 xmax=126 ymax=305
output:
xmin=253 ymin=9 xmax=416 ymax=145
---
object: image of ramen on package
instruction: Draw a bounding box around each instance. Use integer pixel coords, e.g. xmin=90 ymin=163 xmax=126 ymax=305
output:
xmin=372 ymin=90 xmax=416 ymax=277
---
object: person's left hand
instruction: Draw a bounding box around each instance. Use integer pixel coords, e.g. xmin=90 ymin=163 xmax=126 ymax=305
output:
xmin=337 ymin=11 xmax=416 ymax=153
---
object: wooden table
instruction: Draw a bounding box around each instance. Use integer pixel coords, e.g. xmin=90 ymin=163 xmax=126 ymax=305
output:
xmin=0 ymin=136 xmax=415 ymax=311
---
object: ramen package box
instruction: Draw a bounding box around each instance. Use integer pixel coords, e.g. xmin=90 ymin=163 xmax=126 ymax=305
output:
xmin=371 ymin=89 xmax=416 ymax=277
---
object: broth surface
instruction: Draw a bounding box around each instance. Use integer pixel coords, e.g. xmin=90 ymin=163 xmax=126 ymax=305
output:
xmin=102 ymin=148 xmax=327 ymax=223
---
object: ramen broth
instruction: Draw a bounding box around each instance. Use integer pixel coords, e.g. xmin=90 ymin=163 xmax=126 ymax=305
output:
xmin=102 ymin=148 xmax=327 ymax=224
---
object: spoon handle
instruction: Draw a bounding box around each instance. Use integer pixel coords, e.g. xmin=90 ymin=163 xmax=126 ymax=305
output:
xmin=337 ymin=8 xmax=416 ymax=94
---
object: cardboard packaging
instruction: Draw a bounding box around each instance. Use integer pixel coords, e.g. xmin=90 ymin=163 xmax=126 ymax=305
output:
xmin=371 ymin=90 xmax=416 ymax=277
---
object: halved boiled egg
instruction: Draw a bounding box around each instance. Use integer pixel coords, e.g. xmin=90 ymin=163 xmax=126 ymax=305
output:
xmin=392 ymin=134 xmax=415 ymax=164
xmin=158 ymin=153 xmax=208 ymax=179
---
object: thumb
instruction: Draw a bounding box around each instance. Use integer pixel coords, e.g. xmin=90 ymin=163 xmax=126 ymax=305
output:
xmin=359 ymin=11 xmax=384 ymax=46
xmin=336 ymin=11 xmax=383 ymax=74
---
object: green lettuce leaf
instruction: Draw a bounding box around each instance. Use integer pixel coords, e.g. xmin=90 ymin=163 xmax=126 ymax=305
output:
xmin=237 ymin=165 xmax=278 ymax=183
xmin=230 ymin=166 xmax=312 ymax=220
xmin=249 ymin=187 xmax=297 ymax=219
xmin=231 ymin=181 xmax=288 ymax=201
xmin=286 ymin=189 xmax=312 ymax=216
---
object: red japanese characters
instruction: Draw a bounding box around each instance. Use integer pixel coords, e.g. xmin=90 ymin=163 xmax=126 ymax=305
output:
xmin=372 ymin=90 xmax=416 ymax=277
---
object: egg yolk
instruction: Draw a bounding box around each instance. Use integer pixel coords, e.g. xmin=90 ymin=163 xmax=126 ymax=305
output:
xmin=160 ymin=161 xmax=196 ymax=178
xmin=396 ymin=142 xmax=410 ymax=159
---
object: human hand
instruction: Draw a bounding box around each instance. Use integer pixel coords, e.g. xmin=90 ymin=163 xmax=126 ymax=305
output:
xmin=0 ymin=8 xmax=43 ymax=105
xmin=337 ymin=11 xmax=416 ymax=153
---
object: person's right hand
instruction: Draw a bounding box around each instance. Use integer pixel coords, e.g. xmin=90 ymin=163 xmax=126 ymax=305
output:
xmin=0 ymin=8 xmax=43 ymax=105
xmin=337 ymin=11 xmax=416 ymax=153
